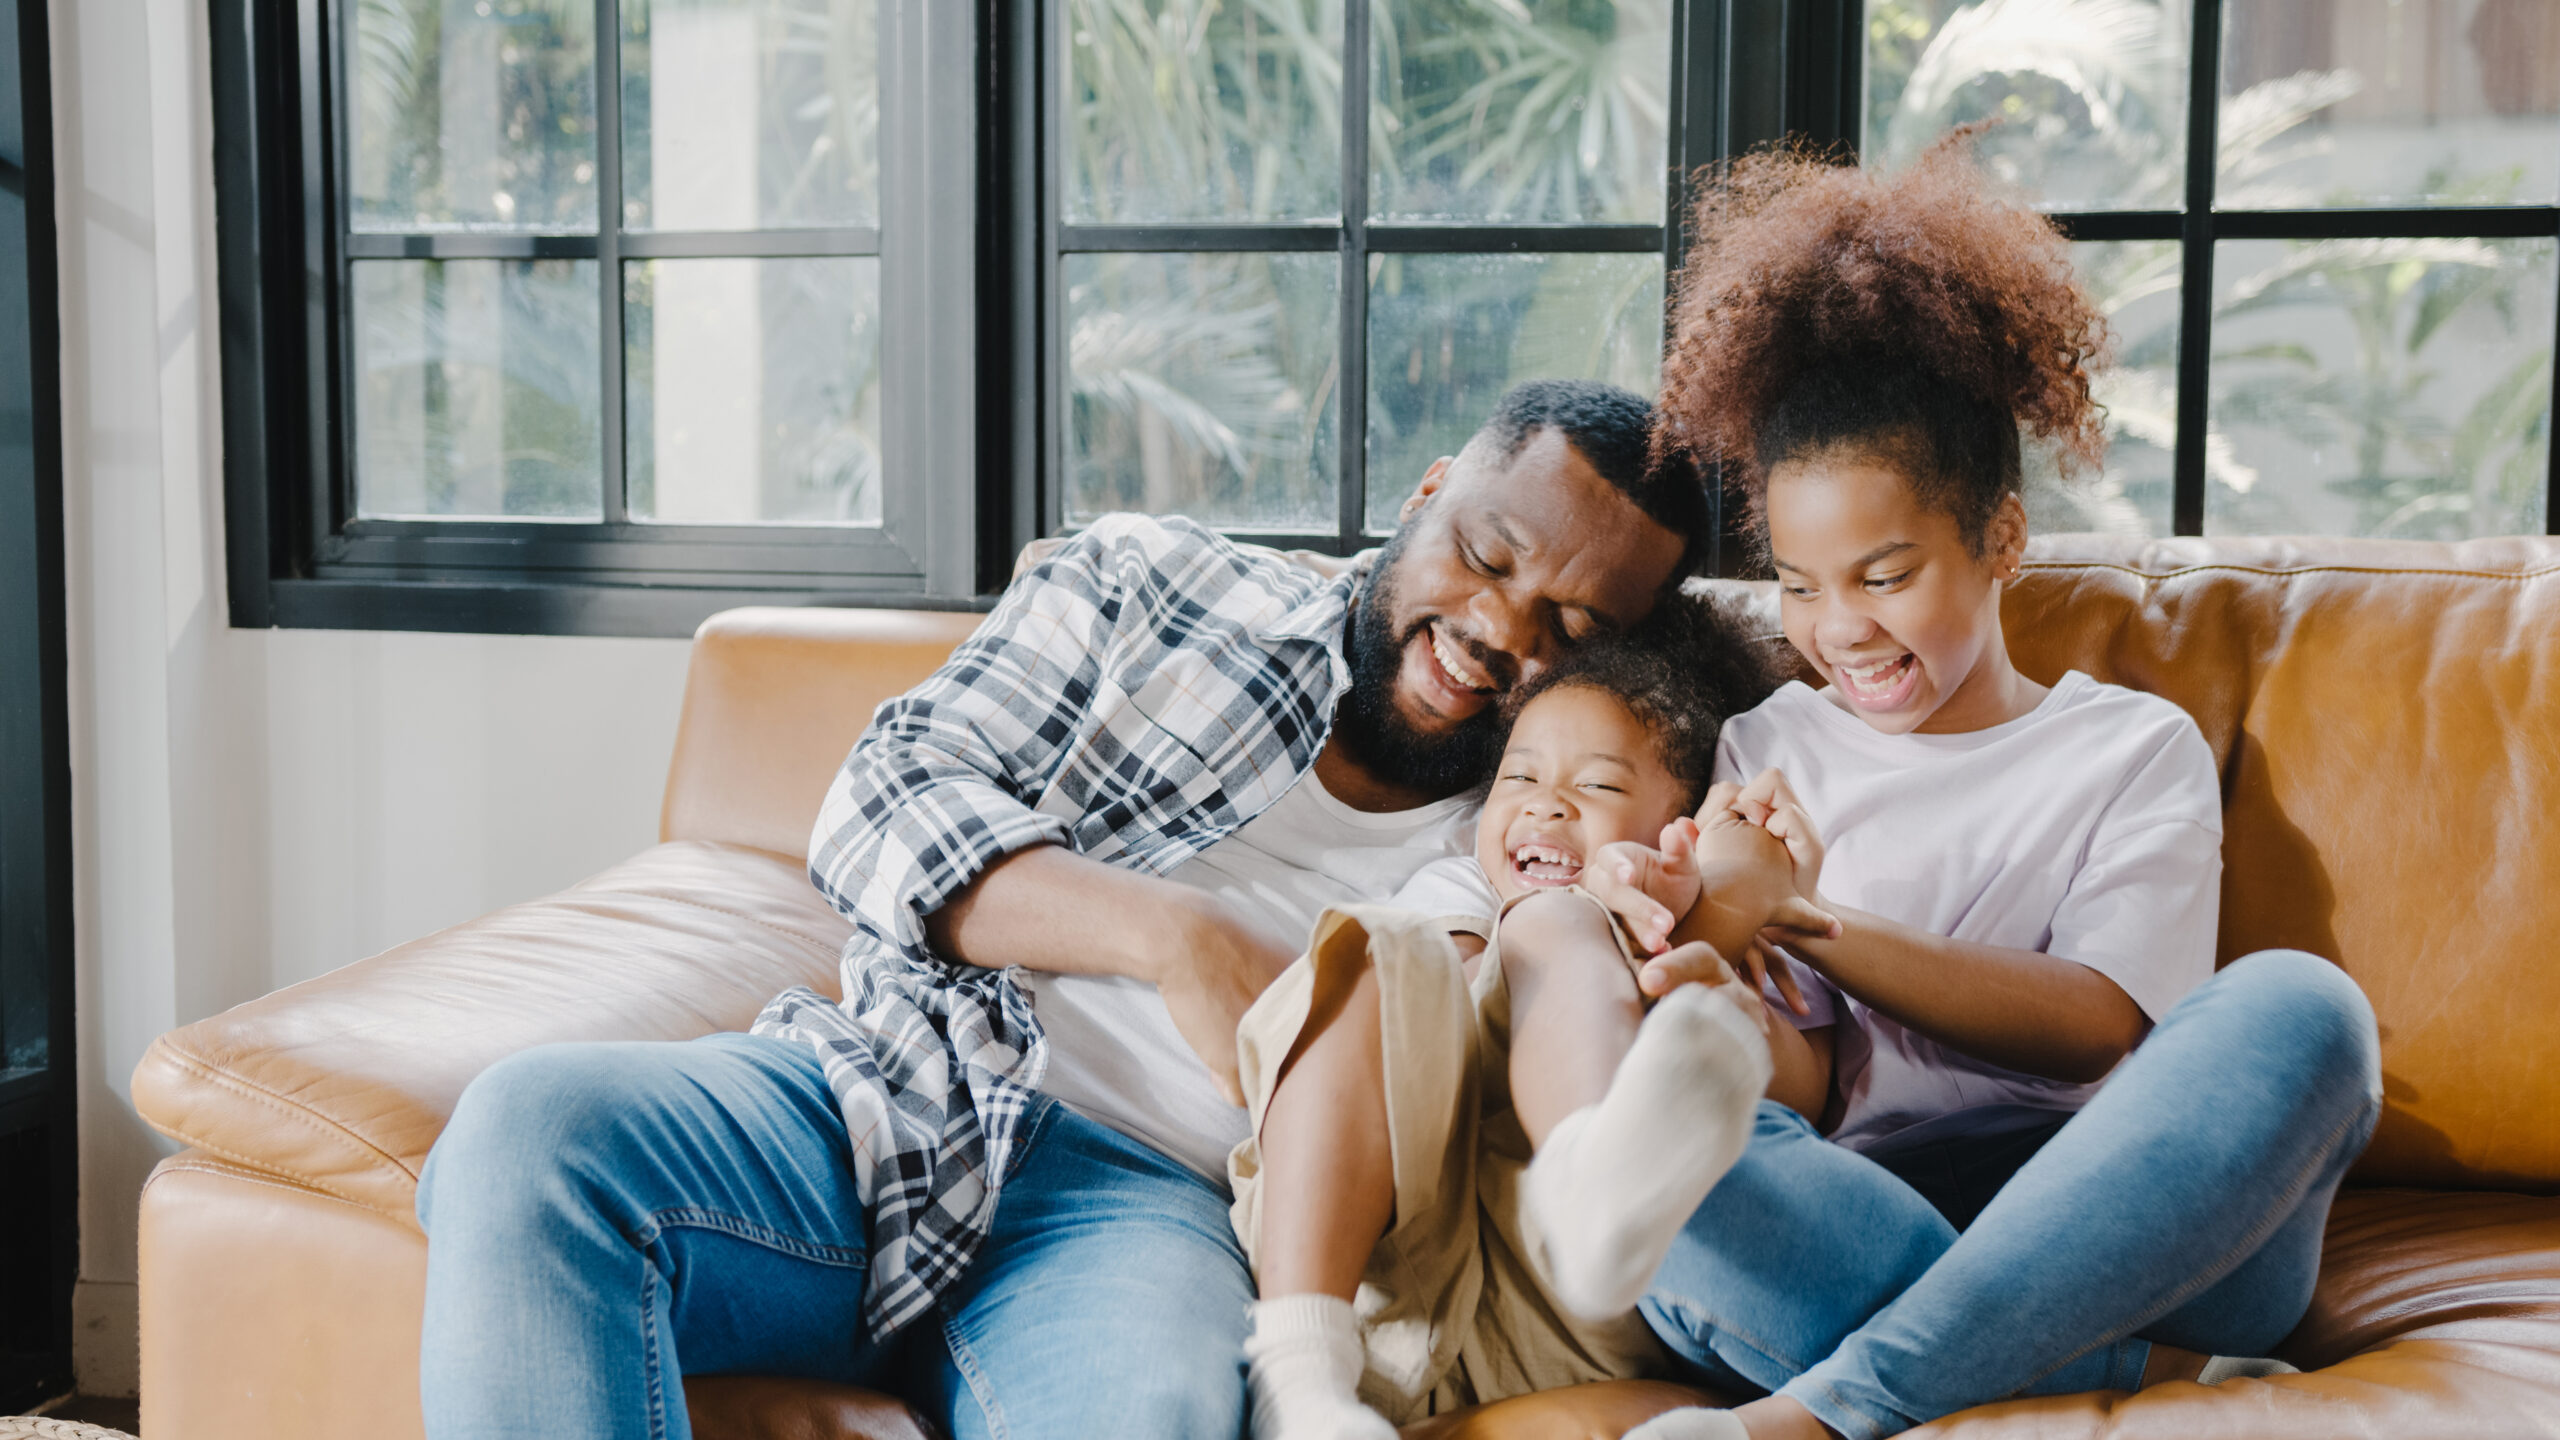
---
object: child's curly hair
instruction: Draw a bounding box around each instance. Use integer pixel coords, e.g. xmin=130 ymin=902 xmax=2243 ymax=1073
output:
xmin=1502 ymin=594 xmax=1779 ymax=810
xmin=1655 ymin=131 xmax=2109 ymax=552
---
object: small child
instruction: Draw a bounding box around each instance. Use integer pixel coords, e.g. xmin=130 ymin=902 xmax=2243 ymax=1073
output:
xmin=1226 ymin=605 xmax=1837 ymax=1440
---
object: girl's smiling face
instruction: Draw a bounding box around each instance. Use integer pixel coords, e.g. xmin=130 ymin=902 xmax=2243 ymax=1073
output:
xmin=1764 ymin=449 xmax=2034 ymax=737
xmin=1474 ymin=684 xmax=1692 ymax=905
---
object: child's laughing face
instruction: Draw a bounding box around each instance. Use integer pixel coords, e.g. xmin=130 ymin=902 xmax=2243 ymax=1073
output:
xmin=1475 ymin=684 xmax=1693 ymax=905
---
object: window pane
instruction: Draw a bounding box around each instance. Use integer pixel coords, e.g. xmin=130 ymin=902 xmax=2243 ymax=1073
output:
xmin=620 ymin=0 xmax=879 ymax=230
xmin=625 ymin=257 xmax=882 ymax=523
xmin=352 ymin=259 xmax=602 ymax=519
xmin=2040 ymin=239 xmax=2179 ymax=538
xmin=1063 ymin=0 xmax=1344 ymax=224
xmin=1371 ymin=0 xmax=1670 ymax=223
xmin=351 ymin=0 xmax=597 ymax=231
xmin=1864 ymin=0 xmax=2188 ymax=211
xmin=2207 ymin=236 xmax=2554 ymax=538
xmin=1365 ymin=251 xmax=1661 ymax=531
xmin=1064 ymin=251 xmax=1340 ymax=528
xmin=2219 ymin=0 xmax=2560 ymax=208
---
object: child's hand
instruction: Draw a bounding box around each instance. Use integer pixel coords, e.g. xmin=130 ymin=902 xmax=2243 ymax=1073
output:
xmin=1588 ymin=813 xmax=1711 ymax=956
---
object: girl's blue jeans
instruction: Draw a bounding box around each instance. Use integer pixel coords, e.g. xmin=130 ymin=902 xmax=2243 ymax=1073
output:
xmin=416 ymin=1032 xmax=1254 ymax=1440
xmin=1639 ymin=948 xmax=2383 ymax=1439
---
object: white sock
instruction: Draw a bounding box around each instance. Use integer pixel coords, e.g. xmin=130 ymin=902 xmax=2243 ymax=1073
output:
xmin=1625 ymin=1407 xmax=1751 ymax=1440
xmin=2198 ymin=1353 xmax=2299 ymax=1385
xmin=1243 ymin=1294 xmax=1397 ymax=1440
xmin=1522 ymin=982 xmax=1773 ymax=1322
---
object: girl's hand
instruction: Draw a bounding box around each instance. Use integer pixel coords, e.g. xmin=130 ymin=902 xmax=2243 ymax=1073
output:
xmin=1741 ymin=934 xmax=1817 ymax=1017
xmin=1729 ymin=768 xmax=1833 ymax=940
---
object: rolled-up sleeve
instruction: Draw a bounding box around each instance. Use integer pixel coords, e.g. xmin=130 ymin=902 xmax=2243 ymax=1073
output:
xmin=807 ymin=520 xmax=1152 ymax=955
xmin=2046 ymin=722 xmax=2225 ymax=1021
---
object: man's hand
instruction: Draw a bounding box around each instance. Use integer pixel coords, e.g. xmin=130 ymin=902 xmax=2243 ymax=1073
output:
xmin=1143 ymin=888 xmax=1297 ymax=1106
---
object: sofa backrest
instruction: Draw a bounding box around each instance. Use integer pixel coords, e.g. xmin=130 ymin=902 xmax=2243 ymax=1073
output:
xmin=660 ymin=605 xmax=987 ymax=859
xmin=667 ymin=534 xmax=2560 ymax=1193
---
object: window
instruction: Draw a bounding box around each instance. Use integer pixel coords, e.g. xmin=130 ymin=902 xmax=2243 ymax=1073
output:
xmin=216 ymin=0 xmax=980 ymax=634
xmin=1866 ymin=0 xmax=2560 ymax=539
xmin=223 ymin=0 xmax=2552 ymax=636
xmin=222 ymin=0 xmax=1747 ymax=632
xmin=1044 ymin=0 xmax=1719 ymax=553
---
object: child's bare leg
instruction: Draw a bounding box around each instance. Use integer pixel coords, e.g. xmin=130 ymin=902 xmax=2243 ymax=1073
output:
xmin=1257 ymin=960 xmax=1395 ymax=1299
xmin=1503 ymin=914 xmax=1644 ymax=1146
xmin=1501 ymin=894 xmax=1773 ymax=1322
xmin=1245 ymin=961 xmax=1397 ymax=1440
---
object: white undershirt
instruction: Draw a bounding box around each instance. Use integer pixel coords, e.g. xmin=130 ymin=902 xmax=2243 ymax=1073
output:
xmin=1722 ymin=672 xmax=2224 ymax=1154
xmin=1017 ymin=773 xmax=1479 ymax=1183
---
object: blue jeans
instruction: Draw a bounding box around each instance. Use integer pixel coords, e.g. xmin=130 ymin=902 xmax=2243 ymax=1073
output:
xmin=416 ymin=1032 xmax=1253 ymax=1440
xmin=1639 ymin=949 xmax=2382 ymax=1440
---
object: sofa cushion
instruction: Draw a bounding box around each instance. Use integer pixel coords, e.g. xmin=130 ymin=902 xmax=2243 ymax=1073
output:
xmin=1405 ymin=1186 xmax=2560 ymax=1438
xmin=130 ymin=841 xmax=850 ymax=1224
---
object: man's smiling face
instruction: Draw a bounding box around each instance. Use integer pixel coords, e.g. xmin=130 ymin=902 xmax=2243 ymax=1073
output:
xmin=1331 ymin=426 xmax=1689 ymax=795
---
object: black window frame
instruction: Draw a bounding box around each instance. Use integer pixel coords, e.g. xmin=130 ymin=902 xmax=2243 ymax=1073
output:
xmin=1856 ymin=0 xmax=2560 ymax=540
xmin=207 ymin=0 xmax=1930 ymax=636
xmin=214 ymin=0 xmax=986 ymax=637
xmin=1002 ymin=0 xmax=1861 ymax=580
xmin=0 ymin=0 xmax=74 ymax=1407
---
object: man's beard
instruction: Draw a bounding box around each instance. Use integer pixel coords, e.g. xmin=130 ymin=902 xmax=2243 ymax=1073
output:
xmin=1330 ymin=528 xmax=1504 ymax=796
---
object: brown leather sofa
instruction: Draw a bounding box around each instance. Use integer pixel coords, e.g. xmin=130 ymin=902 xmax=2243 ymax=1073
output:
xmin=130 ymin=534 xmax=2560 ymax=1439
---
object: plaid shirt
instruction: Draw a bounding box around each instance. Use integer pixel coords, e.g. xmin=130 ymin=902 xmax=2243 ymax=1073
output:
xmin=752 ymin=514 xmax=1358 ymax=1336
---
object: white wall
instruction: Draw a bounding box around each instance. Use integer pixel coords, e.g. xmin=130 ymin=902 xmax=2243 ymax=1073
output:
xmin=50 ymin=0 xmax=696 ymax=1395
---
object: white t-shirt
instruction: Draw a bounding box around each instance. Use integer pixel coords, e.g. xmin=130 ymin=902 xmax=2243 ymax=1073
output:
xmin=1017 ymin=773 xmax=1480 ymax=1182
xmin=1720 ymin=672 xmax=2222 ymax=1155
xmin=1387 ymin=855 xmax=1503 ymax=939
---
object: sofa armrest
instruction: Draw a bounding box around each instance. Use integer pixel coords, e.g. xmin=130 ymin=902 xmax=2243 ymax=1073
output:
xmin=131 ymin=841 xmax=849 ymax=1226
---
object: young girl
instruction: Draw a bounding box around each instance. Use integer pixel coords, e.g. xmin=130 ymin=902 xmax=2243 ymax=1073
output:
xmin=1229 ymin=607 xmax=1839 ymax=1440
xmin=1592 ymin=138 xmax=2383 ymax=1440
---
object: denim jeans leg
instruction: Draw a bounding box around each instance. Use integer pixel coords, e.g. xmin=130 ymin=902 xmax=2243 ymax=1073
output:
xmin=903 ymin=1104 xmax=1257 ymax=1440
xmin=1779 ymin=950 xmax=2384 ymax=1439
xmin=1641 ymin=1101 xmax=1962 ymax=1399
xmin=418 ymin=1033 xmax=889 ymax=1440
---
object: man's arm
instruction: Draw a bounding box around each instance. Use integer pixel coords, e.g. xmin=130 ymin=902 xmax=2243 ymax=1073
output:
xmin=926 ymin=844 xmax=1293 ymax=1104
xmin=809 ymin=517 xmax=1185 ymax=965
xmin=809 ymin=517 xmax=1315 ymax=1101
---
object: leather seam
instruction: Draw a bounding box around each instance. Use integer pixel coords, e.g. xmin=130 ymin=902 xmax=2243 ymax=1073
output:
xmin=2021 ymin=559 xmax=2560 ymax=584
xmin=593 ymin=887 xmax=844 ymax=956
xmin=141 ymin=1046 xmax=417 ymax=1205
xmin=144 ymin=1155 xmax=406 ymax=1224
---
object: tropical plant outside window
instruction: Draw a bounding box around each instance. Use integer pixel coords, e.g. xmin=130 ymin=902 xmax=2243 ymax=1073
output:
xmin=322 ymin=0 xmax=2560 ymax=607
xmin=1058 ymin=0 xmax=1677 ymax=543
xmin=1868 ymin=0 xmax=2560 ymax=541
xmin=346 ymin=0 xmax=884 ymax=528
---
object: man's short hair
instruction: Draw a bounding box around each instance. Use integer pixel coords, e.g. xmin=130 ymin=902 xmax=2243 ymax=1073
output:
xmin=1471 ymin=378 xmax=1715 ymax=579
